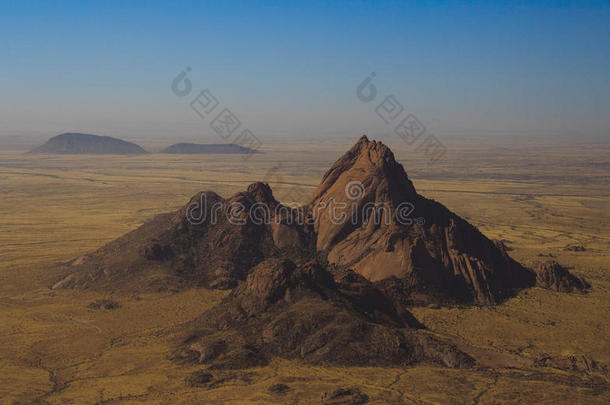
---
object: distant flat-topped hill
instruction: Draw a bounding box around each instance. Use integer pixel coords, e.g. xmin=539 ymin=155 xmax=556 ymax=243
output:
xmin=160 ymin=143 xmax=261 ymax=154
xmin=31 ymin=133 xmax=148 ymax=154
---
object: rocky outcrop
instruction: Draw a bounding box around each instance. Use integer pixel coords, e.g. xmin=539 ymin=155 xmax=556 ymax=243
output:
xmin=52 ymin=135 xmax=594 ymax=372
xmin=172 ymin=258 xmax=475 ymax=369
xmin=322 ymin=387 xmax=369 ymax=404
xmin=564 ymin=245 xmax=587 ymax=252
xmin=268 ymin=383 xmax=292 ymax=394
xmin=533 ymin=260 xmax=589 ymax=293
xmin=52 ymin=183 xmax=314 ymax=292
xmin=309 ymin=136 xmax=535 ymax=305
xmin=87 ymin=299 xmax=120 ymax=310
xmin=534 ymin=354 xmax=603 ymax=373
xmin=55 ymin=136 xmax=580 ymax=306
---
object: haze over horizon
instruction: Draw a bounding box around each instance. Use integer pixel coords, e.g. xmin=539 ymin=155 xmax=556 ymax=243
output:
xmin=1 ymin=0 xmax=609 ymax=141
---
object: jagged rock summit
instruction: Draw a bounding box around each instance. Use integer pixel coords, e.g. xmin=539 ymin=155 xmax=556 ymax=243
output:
xmin=53 ymin=182 xmax=314 ymax=292
xmin=310 ymin=135 xmax=417 ymax=251
xmin=54 ymin=135 xmax=586 ymax=306
xmin=310 ymin=135 xmax=534 ymax=305
xmin=31 ymin=132 xmax=147 ymax=154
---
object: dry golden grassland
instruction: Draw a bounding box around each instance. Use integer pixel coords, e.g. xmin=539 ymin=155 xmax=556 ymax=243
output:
xmin=0 ymin=136 xmax=609 ymax=404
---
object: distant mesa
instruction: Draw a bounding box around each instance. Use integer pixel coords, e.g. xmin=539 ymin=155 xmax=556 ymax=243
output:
xmin=160 ymin=143 xmax=261 ymax=154
xmin=30 ymin=132 xmax=147 ymax=154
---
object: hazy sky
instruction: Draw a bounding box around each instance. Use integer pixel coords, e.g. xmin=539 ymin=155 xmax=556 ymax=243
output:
xmin=1 ymin=0 xmax=609 ymax=141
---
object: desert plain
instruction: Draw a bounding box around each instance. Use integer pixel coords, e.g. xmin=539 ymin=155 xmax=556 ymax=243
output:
xmin=0 ymin=134 xmax=609 ymax=404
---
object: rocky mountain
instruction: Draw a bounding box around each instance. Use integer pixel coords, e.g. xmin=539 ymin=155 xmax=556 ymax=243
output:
xmin=53 ymin=136 xmax=585 ymax=306
xmin=161 ymin=143 xmax=261 ymax=154
xmin=53 ymin=183 xmax=313 ymax=292
xmin=172 ymin=258 xmax=474 ymax=369
xmin=31 ymin=133 xmax=147 ymax=154
xmin=309 ymin=136 xmax=536 ymax=305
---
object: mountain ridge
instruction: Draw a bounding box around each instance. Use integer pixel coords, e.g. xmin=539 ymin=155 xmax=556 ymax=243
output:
xmin=53 ymin=135 xmax=587 ymax=306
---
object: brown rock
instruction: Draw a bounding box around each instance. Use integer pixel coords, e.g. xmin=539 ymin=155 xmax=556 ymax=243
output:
xmin=564 ymin=245 xmax=587 ymax=252
xmin=185 ymin=371 xmax=214 ymax=387
xmin=322 ymin=387 xmax=369 ymax=405
xmin=53 ymin=183 xmax=314 ymax=292
xmin=534 ymin=354 xmax=602 ymax=373
xmin=184 ymin=370 xmax=254 ymax=388
xmin=56 ymin=136 xmax=562 ymax=308
xmin=268 ymin=383 xmax=292 ymax=394
xmin=309 ymin=136 xmax=535 ymax=305
xmin=533 ymin=260 xmax=589 ymax=293
xmin=172 ymin=258 xmax=475 ymax=370
xmin=55 ymin=135 xmax=587 ymax=372
xmin=87 ymin=299 xmax=120 ymax=310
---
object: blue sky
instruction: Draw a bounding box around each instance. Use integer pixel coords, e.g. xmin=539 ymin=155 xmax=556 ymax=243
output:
xmin=1 ymin=0 xmax=609 ymax=140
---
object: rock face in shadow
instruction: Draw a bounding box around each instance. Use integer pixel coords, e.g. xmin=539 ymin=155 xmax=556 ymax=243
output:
xmin=533 ymin=260 xmax=589 ymax=293
xmin=30 ymin=133 xmax=147 ymax=154
xmin=172 ymin=258 xmax=475 ymax=369
xmin=52 ymin=183 xmax=314 ymax=292
xmin=160 ymin=143 xmax=261 ymax=154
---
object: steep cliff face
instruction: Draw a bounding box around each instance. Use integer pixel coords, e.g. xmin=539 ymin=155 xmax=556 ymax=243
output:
xmin=310 ymin=135 xmax=535 ymax=305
